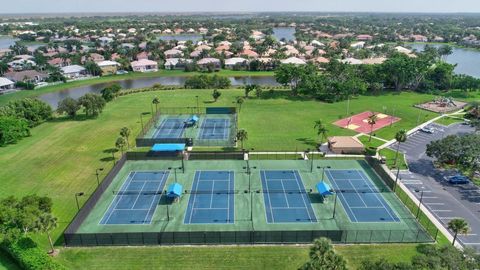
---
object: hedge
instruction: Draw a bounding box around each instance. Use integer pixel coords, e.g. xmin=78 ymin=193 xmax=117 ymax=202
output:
xmin=2 ymin=238 xmax=65 ymax=270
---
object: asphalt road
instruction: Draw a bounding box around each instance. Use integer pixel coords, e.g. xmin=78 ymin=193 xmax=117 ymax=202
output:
xmin=389 ymin=122 xmax=480 ymax=251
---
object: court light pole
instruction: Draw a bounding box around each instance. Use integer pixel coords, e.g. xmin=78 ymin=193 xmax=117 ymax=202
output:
xmin=332 ymin=192 xmax=338 ymax=219
xmin=317 ymin=166 xmax=331 ymax=182
xmin=95 ymin=168 xmax=104 ymax=186
xmin=75 ymin=192 xmax=84 ymax=212
xmin=195 ymin=95 xmax=199 ymax=114
xmin=416 ymin=190 xmax=424 ymax=219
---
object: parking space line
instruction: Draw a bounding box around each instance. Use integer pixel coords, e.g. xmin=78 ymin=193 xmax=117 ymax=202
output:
xmin=432 ymin=209 xmax=452 ymax=212
xmin=425 ymin=202 xmax=444 ymax=205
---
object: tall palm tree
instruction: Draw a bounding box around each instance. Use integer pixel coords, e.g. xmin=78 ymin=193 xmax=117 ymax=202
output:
xmin=115 ymin=137 xmax=127 ymax=154
xmin=448 ymin=218 xmax=469 ymax=246
xmin=314 ymin=120 xmax=328 ymax=145
xmin=120 ymin=127 xmax=131 ymax=149
xmin=236 ymin=97 xmax=245 ymax=112
xmin=152 ymin=97 xmax=160 ymax=113
xmin=367 ymin=113 xmax=378 ymax=142
xmin=394 ymin=129 xmax=407 ymax=166
xmin=34 ymin=213 xmax=58 ymax=254
xmin=236 ymin=129 xmax=248 ymax=149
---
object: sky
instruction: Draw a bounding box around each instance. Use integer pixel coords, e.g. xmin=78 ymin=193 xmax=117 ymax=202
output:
xmin=2 ymin=0 xmax=480 ymax=14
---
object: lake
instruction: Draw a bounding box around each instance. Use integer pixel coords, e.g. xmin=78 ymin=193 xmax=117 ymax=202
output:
xmin=0 ymin=36 xmax=18 ymax=49
xmin=272 ymin=27 xmax=296 ymax=41
xmin=39 ymin=75 xmax=278 ymax=108
xmin=409 ymin=43 xmax=480 ymax=78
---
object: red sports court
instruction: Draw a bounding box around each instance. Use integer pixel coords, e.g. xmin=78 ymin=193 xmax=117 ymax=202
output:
xmin=333 ymin=111 xmax=401 ymax=133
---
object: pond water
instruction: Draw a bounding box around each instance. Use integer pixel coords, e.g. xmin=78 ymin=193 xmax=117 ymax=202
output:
xmin=0 ymin=36 xmax=18 ymax=49
xmin=39 ymin=75 xmax=278 ymax=108
xmin=158 ymin=34 xmax=204 ymax=42
xmin=272 ymin=27 xmax=296 ymax=41
xmin=409 ymin=43 xmax=480 ymax=78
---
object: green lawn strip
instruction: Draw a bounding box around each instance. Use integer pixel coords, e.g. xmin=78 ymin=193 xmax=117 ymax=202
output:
xmin=55 ymin=244 xmax=423 ymax=270
xmin=335 ymin=244 xmax=419 ymax=269
xmin=0 ymin=250 xmax=20 ymax=270
xmin=434 ymin=116 xmax=465 ymax=126
xmin=0 ymin=90 xmax=456 ymax=250
xmin=357 ymin=134 xmax=385 ymax=148
xmin=379 ymin=148 xmax=408 ymax=170
xmin=0 ymin=70 xmax=274 ymax=106
xmin=56 ymin=246 xmax=309 ymax=270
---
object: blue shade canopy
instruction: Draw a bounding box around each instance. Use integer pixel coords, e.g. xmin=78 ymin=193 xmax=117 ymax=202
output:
xmin=151 ymin=143 xmax=186 ymax=152
xmin=167 ymin=183 xmax=183 ymax=197
xmin=316 ymin=182 xmax=334 ymax=196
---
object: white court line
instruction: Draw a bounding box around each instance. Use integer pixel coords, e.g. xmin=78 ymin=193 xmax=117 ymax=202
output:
xmin=279 ymin=179 xmax=291 ymax=208
xmin=188 ymin=171 xmax=202 ymax=224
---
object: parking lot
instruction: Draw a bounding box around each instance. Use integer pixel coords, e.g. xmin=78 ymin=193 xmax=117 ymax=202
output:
xmin=389 ymin=122 xmax=480 ymax=251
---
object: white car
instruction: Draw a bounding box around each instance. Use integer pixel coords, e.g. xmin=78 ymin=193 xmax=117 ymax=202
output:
xmin=420 ymin=127 xmax=434 ymax=134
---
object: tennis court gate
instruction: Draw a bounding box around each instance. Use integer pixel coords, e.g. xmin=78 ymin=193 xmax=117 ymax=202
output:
xmin=64 ymin=228 xmax=433 ymax=246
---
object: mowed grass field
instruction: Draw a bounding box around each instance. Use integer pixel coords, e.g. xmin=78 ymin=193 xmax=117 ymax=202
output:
xmin=0 ymin=88 xmax=477 ymax=269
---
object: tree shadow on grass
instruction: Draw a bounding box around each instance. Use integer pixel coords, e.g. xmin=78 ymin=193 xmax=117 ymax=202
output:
xmin=296 ymin=137 xmax=318 ymax=148
xmin=48 ymin=114 xmax=93 ymax=123
xmin=202 ymin=100 xmax=216 ymax=104
xmin=100 ymin=148 xmax=118 ymax=163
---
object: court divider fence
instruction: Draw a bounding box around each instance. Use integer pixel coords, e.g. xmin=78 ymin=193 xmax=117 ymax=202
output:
xmin=63 ymin=152 xmax=436 ymax=247
xmin=64 ymin=228 xmax=433 ymax=246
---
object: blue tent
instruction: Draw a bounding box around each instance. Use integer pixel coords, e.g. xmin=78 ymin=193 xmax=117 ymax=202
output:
xmin=167 ymin=183 xmax=183 ymax=198
xmin=151 ymin=143 xmax=186 ymax=152
xmin=185 ymin=115 xmax=199 ymax=126
xmin=316 ymin=182 xmax=334 ymax=196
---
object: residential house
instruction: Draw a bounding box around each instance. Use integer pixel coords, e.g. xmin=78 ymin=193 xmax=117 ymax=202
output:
xmin=0 ymin=48 xmax=12 ymax=57
xmin=164 ymin=58 xmax=192 ymax=70
xmin=131 ymin=59 xmax=158 ymax=72
xmin=411 ymin=35 xmax=428 ymax=42
xmin=97 ymin=60 xmax=120 ymax=75
xmin=83 ymin=53 xmax=105 ymax=63
xmin=341 ymin=58 xmax=363 ymax=65
xmin=7 ymin=59 xmax=37 ymax=71
xmin=357 ymin=34 xmax=373 ymax=41
xmin=224 ymin=57 xmax=249 ymax=69
xmin=164 ymin=49 xmax=184 ymax=58
xmin=47 ymin=57 xmax=71 ymax=67
xmin=0 ymin=77 xmax=15 ymax=91
xmin=61 ymin=65 xmax=87 ymax=79
xmin=361 ymin=57 xmax=387 ymax=65
xmin=197 ymin=58 xmax=221 ymax=71
xmin=240 ymin=49 xmax=259 ymax=59
xmin=4 ymin=70 xmax=48 ymax=84
xmin=350 ymin=41 xmax=366 ymax=49
xmin=136 ymin=52 xmax=149 ymax=60
xmin=280 ymin=57 xmax=306 ymax=65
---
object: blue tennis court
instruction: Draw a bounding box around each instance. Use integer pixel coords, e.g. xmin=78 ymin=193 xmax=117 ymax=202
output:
xmin=153 ymin=117 xmax=186 ymax=139
xmin=198 ymin=118 xmax=230 ymax=140
xmin=326 ymin=169 xmax=399 ymax=222
xmin=261 ymin=170 xmax=317 ymax=223
xmin=100 ymin=171 xmax=169 ymax=225
xmin=184 ymin=171 xmax=235 ymax=224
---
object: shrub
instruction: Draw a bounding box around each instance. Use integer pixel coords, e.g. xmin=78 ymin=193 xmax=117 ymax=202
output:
xmin=0 ymin=98 xmax=53 ymax=127
xmin=0 ymin=116 xmax=30 ymax=146
xmin=2 ymin=238 xmax=65 ymax=270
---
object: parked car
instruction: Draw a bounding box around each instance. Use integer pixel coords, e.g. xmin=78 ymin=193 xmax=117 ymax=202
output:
xmin=448 ymin=174 xmax=470 ymax=185
xmin=420 ymin=127 xmax=434 ymax=134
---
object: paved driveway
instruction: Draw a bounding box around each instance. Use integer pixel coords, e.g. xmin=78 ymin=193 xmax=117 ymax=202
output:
xmin=389 ymin=122 xmax=480 ymax=250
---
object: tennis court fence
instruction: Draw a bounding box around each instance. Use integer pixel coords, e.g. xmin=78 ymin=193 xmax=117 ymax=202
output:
xmin=64 ymin=228 xmax=433 ymax=246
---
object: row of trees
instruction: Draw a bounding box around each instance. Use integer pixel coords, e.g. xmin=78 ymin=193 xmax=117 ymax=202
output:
xmin=426 ymin=134 xmax=480 ymax=173
xmin=184 ymin=74 xmax=231 ymax=89
xmin=0 ymin=98 xmax=53 ymax=146
xmin=275 ymin=53 xmax=480 ymax=102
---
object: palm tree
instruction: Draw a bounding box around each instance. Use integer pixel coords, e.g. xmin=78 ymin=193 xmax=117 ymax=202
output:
xmin=394 ymin=129 xmax=407 ymax=166
xmin=120 ymin=127 xmax=131 ymax=149
xmin=34 ymin=213 xmax=58 ymax=254
xmin=448 ymin=218 xmax=469 ymax=246
xmin=236 ymin=97 xmax=245 ymax=112
xmin=367 ymin=113 xmax=378 ymax=142
xmin=236 ymin=129 xmax=248 ymax=149
xmin=313 ymin=120 xmax=328 ymax=145
xmin=115 ymin=137 xmax=127 ymax=154
xmin=152 ymin=97 xmax=160 ymax=113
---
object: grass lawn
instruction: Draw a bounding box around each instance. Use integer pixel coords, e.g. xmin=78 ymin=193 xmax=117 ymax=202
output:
xmin=434 ymin=116 xmax=466 ymax=126
xmin=0 ymin=89 xmax=465 ymax=268
xmin=379 ymin=148 xmax=408 ymax=170
xmin=358 ymin=135 xmax=386 ymax=148
xmin=56 ymin=243 xmax=423 ymax=270
xmin=0 ymin=69 xmax=274 ymax=106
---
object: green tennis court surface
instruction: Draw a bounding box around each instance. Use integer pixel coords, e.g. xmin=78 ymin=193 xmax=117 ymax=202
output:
xmin=68 ymin=158 xmax=432 ymax=245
